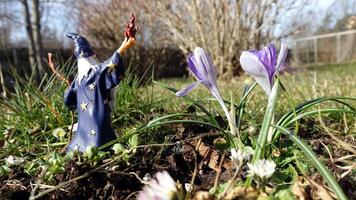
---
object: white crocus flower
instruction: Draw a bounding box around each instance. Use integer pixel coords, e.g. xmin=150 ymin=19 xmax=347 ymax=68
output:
xmin=5 ymin=155 xmax=25 ymax=166
xmin=230 ymin=149 xmax=244 ymax=167
xmin=222 ymin=147 xmax=255 ymax=197
xmin=230 ymin=147 xmax=254 ymax=168
xmin=138 ymin=171 xmax=178 ymax=200
xmin=247 ymin=159 xmax=276 ymax=180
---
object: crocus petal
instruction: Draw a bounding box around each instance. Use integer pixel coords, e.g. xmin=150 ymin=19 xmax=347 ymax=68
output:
xmin=263 ymin=44 xmax=277 ymax=83
xmin=189 ymin=48 xmax=209 ymax=81
xmin=194 ymin=47 xmax=217 ymax=85
xmin=240 ymin=51 xmax=272 ymax=96
xmin=175 ymin=80 xmax=202 ymax=97
xmin=249 ymin=44 xmax=276 ymax=81
xmin=275 ymin=42 xmax=288 ymax=74
xmin=265 ymin=43 xmax=277 ymax=68
xmin=187 ymin=54 xmax=204 ymax=81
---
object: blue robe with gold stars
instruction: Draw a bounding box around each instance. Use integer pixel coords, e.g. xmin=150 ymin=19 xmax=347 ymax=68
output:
xmin=64 ymin=52 xmax=124 ymax=152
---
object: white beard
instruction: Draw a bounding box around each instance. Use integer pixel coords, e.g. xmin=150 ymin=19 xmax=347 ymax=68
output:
xmin=77 ymin=56 xmax=98 ymax=82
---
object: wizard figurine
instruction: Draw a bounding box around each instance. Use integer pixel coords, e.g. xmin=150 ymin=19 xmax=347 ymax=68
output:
xmin=64 ymin=34 xmax=135 ymax=152
xmin=49 ymin=32 xmax=136 ymax=152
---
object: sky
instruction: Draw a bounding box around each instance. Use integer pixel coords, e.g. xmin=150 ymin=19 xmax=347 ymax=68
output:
xmin=2 ymin=0 xmax=354 ymax=48
xmin=319 ymin=0 xmax=334 ymax=9
xmin=42 ymin=1 xmax=78 ymax=47
xmin=1 ymin=0 xmax=77 ymax=47
xmin=42 ymin=0 xmax=339 ymax=37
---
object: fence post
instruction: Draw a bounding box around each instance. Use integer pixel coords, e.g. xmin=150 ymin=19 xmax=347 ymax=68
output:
xmin=313 ymin=38 xmax=318 ymax=63
xmin=295 ymin=40 xmax=299 ymax=66
xmin=296 ymin=30 xmax=356 ymax=65
xmin=336 ymin=33 xmax=340 ymax=63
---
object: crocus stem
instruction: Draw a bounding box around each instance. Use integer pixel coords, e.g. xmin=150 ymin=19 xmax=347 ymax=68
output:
xmin=213 ymin=90 xmax=238 ymax=137
xmin=210 ymin=87 xmax=241 ymax=146
xmin=246 ymin=80 xmax=280 ymax=187
xmin=267 ymin=114 xmax=275 ymax=143
xmin=253 ymin=80 xmax=279 ymax=162
xmin=260 ymin=182 xmax=266 ymax=193
xmin=216 ymin=96 xmax=239 ymax=140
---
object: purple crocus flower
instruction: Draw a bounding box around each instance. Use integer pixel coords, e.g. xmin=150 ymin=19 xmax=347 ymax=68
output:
xmin=176 ymin=47 xmax=225 ymax=112
xmin=176 ymin=47 xmax=219 ymax=98
xmin=176 ymin=47 xmax=236 ymax=136
xmin=239 ymin=43 xmax=287 ymax=96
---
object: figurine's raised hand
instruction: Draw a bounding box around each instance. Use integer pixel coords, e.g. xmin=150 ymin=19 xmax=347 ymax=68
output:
xmin=117 ymin=37 xmax=136 ymax=56
xmin=124 ymin=37 xmax=136 ymax=49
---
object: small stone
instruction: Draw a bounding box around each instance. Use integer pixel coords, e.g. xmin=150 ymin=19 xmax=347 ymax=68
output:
xmin=143 ymin=173 xmax=152 ymax=182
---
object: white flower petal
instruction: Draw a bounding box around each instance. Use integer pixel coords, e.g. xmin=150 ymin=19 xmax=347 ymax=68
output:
xmin=192 ymin=47 xmax=209 ymax=80
xmin=52 ymin=128 xmax=66 ymax=139
xmin=230 ymin=147 xmax=253 ymax=168
xmin=247 ymin=159 xmax=276 ymax=180
xmin=138 ymin=171 xmax=177 ymax=200
xmin=275 ymin=42 xmax=288 ymax=73
xmin=240 ymin=51 xmax=272 ymax=96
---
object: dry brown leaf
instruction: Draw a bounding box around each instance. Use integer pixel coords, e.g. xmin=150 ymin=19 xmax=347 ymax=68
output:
xmin=193 ymin=191 xmax=214 ymax=200
xmin=192 ymin=139 xmax=220 ymax=172
xmin=308 ymin=178 xmax=334 ymax=200
xmin=292 ymin=181 xmax=307 ymax=200
xmin=223 ymin=186 xmax=260 ymax=200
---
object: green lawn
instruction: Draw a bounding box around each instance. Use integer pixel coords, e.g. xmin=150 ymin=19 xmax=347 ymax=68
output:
xmin=0 ymin=62 xmax=355 ymax=199
xmin=155 ymin=63 xmax=355 ymax=110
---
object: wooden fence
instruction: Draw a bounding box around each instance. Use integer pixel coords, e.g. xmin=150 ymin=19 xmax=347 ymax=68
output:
xmin=294 ymin=30 xmax=356 ymax=65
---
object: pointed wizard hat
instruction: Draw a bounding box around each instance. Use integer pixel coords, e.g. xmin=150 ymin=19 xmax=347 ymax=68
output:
xmin=66 ymin=32 xmax=94 ymax=59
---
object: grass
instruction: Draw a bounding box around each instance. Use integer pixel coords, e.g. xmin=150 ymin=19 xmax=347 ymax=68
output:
xmin=155 ymin=63 xmax=355 ymax=111
xmin=0 ymin=61 xmax=355 ymax=199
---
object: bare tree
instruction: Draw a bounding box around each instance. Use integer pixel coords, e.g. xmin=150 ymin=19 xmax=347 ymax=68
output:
xmin=148 ymin=0 xmax=313 ymax=78
xmin=316 ymin=0 xmax=356 ymax=34
xmin=21 ymin=0 xmax=37 ymax=72
xmin=68 ymin=0 xmax=188 ymax=79
xmin=69 ymin=0 xmax=313 ymax=78
xmin=21 ymin=0 xmax=45 ymax=82
xmin=31 ymin=0 xmax=44 ymax=74
xmin=0 ymin=1 xmax=12 ymax=48
xmin=71 ymin=0 xmax=147 ymax=57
